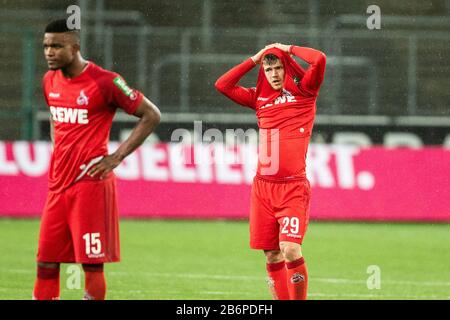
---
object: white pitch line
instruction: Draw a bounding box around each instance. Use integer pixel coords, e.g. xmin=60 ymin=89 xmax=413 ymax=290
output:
xmin=108 ymin=271 xmax=450 ymax=287
xmin=109 ymin=271 xmax=260 ymax=281
xmin=2 ymin=269 xmax=450 ymax=288
xmin=314 ymin=277 xmax=450 ymax=287
xmin=97 ymin=289 xmax=450 ymax=299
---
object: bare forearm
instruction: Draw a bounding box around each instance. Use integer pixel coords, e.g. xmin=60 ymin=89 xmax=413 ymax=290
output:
xmin=113 ymin=121 xmax=151 ymax=160
xmin=113 ymin=106 xmax=160 ymax=161
xmin=87 ymin=97 xmax=160 ymax=179
xmin=50 ymin=117 xmax=54 ymax=147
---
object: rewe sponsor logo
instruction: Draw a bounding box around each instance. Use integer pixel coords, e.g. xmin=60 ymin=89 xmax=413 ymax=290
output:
xmin=261 ymin=95 xmax=297 ymax=109
xmin=49 ymin=106 xmax=89 ymax=124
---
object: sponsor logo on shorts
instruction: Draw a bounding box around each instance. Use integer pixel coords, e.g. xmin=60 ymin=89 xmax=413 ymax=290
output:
xmin=291 ymin=273 xmax=305 ymax=284
xmin=87 ymin=253 xmax=105 ymax=259
xmin=287 ymin=233 xmax=302 ymax=239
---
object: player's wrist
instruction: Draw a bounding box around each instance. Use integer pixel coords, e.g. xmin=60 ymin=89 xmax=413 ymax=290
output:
xmin=111 ymin=151 xmax=126 ymax=162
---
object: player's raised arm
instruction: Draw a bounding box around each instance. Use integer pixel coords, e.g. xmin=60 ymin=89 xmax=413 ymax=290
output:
xmin=215 ymin=46 xmax=273 ymax=108
xmin=88 ymin=97 xmax=160 ymax=179
xmin=290 ymin=45 xmax=326 ymax=93
xmin=214 ymin=60 xmax=256 ymax=107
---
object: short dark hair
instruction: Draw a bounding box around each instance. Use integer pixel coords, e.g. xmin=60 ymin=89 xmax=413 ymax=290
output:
xmin=45 ymin=19 xmax=80 ymax=42
xmin=45 ymin=19 xmax=75 ymax=32
xmin=262 ymin=54 xmax=280 ymax=65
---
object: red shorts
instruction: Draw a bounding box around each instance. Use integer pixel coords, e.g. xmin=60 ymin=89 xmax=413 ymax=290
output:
xmin=249 ymin=176 xmax=311 ymax=250
xmin=37 ymin=175 xmax=120 ymax=264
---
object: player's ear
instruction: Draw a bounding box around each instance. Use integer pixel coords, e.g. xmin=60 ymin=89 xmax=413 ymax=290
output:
xmin=72 ymin=43 xmax=81 ymax=54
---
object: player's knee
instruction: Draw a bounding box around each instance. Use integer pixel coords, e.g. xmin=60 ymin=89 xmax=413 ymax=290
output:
xmin=280 ymin=242 xmax=302 ymax=262
xmin=264 ymin=250 xmax=284 ymax=263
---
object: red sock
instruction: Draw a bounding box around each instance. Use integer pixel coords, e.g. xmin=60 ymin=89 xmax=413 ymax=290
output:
xmin=33 ymin=266 xmax=60 ymax=300
xmin=286 ymin=257 xmax=308 ymax=300
xmin=83 ymin=264 xmax=106 ymax=300
xmin=266 ymin=261 xmax=290 ymax=300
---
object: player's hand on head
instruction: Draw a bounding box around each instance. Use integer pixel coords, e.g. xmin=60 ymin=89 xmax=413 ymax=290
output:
xmin=252 ymin=44 xmax=277 ymax=64
xmin=251 ymin=47 xmax=267 ymax=64
xmin=272 ymin=43 xmax=291 ymax=53
xmin=251 ymin=43 xmax=291 ymax=64
xmin=87 ymin=154 xmax=122 ymax=179
xmin=264 ymin=43 xmax=278 ymax=49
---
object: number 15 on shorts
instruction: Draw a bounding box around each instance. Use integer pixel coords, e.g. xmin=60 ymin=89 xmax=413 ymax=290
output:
xmin=82 ymin=232 xmax=102 ymax=255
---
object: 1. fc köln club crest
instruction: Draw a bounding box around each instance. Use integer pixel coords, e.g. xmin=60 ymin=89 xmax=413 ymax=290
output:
xmin=77 ymin=90 xmax=89 ymax=106
xmin=291 ymin=273 xmax=305 ymax=284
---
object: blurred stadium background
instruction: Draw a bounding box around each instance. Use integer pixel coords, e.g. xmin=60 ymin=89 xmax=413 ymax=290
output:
xmin=0 ymin=0 xmax=449 ymax=300
xmin=1 ymin=0 xmax=449 ymax=141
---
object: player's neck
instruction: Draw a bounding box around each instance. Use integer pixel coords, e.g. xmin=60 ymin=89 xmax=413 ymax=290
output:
xmin=61 ymin=57 xmax=88 ymax=79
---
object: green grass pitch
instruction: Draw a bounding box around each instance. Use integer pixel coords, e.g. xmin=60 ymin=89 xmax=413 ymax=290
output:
xmin=0 ymin=218 xmax=449 ymax=300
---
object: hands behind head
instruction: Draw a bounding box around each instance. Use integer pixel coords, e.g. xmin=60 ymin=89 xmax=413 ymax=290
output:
xmin=267 ymin=43 xmax=291 ymax=53
xmin=251 ymin=43 xmax=291 ymax=64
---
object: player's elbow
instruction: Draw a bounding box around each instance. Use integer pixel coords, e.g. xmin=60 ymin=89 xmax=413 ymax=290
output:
xmin=214 ymin=78 xmax=227 ymax=93
xmin=149 ymin=105 xmax=161 ymax=126
xmin=316 ymin=52 xmax=327 ymax=66
xmin=140 ymin=99 xmax=161 ymax=127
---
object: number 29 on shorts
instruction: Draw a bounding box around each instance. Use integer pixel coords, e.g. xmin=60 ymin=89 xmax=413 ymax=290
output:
xmin=281 ymin=217 xmax=300 ymax=235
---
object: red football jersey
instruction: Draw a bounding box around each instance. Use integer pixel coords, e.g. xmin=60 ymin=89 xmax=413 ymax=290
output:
xmin=43 ymin=62 xmax=143 ymax=193
xmin=215 ymin=46 xmax=326 ymax=180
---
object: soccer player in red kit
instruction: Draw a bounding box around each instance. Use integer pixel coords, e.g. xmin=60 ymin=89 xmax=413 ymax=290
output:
xmin=215 ymin=43 xmax=326 ymax=300
xmin=33 ymin=19 xmax=161 ymax=300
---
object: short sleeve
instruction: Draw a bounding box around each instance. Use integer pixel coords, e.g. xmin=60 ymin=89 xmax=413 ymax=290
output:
xmin=108 ymin=74 xmax=144 ymax=115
